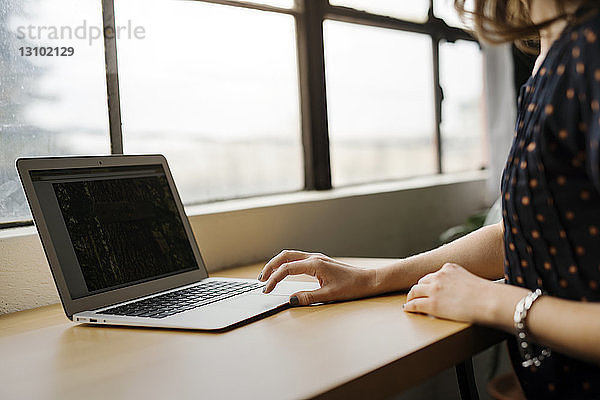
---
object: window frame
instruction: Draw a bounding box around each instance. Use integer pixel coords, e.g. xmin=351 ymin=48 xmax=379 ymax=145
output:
xmin=1 ymin=0 xmax=478 ymax=229
xmin=102 ymin=0 xmax=477 ymax=188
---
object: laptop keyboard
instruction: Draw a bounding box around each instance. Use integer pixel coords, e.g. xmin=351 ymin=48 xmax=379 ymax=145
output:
xmin=98 ymin=280 xmax=264 ymax=319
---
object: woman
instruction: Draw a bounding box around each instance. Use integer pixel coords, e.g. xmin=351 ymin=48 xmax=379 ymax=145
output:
xmin=259 ymin=0 xmax=600 ymax=398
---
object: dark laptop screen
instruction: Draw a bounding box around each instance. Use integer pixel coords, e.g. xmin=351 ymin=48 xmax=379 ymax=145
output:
xmin=30 ymin=164 xmax=199 ymax=299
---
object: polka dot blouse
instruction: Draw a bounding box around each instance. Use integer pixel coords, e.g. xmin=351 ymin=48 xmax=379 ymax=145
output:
xmin=501 ymin=7 xmax=600 ymax=400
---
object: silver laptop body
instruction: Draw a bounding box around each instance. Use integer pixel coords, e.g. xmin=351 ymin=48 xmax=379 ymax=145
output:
xmin=17 ymin=155 xmax=318 ymax=331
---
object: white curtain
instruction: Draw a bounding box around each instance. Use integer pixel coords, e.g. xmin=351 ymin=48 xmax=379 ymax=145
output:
xmin=483 ymin=43 xmax=517 ymax=203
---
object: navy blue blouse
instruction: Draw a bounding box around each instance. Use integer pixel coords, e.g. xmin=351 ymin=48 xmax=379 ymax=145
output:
xmin=501 ymin=8 xmax=600 ymax=400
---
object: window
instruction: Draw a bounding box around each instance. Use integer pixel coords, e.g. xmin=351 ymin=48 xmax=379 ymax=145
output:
xmin=323 ymin=0 xmax=486 ymax=187
xmin=115 ymin=0 xmax=303 ymax=203
xmin=439 ymin=40 xmax=487 ymax=173
xmin=434 ymin=0 xmax=465 ymax=28
xmin=0 ymin=0 xmax=109 ymax=225
xmin=325 ymin=21 xmax=436 ymax=186
xmin=1 ymin=0 xmax=486 ymax=227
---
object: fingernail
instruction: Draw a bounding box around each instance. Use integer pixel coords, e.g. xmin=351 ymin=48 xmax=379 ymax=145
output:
xmin=289 ymin=296 xmax=299 ymax=306
xmin=258 ymin=273 xmax=263 ymax=281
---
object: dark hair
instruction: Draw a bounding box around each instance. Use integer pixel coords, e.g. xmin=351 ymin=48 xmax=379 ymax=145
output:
xmin=454 ymin=0 xmax=600 ymax=52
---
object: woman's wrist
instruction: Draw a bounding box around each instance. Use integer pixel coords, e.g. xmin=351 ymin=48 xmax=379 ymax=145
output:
xmin=358 ymin=265 xmax=390 ymax=297
xmin=474 ymin=282 xmax=529 ymax=330
xmin=357 ymin=266 xmax=387 ymax=297
xmin=366 ymin=260 xmax=413 ymax=296
xmin=362 ymin=267 xmax=380 ymax=296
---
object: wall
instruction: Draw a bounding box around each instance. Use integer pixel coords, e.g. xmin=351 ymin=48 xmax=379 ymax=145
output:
xmin=0 ymin=171 xmax=488 ymax=315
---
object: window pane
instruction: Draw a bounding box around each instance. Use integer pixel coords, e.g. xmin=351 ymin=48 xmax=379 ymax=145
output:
xmin=434 ymin=0 xmax=466 ymax=28
xmin=324 ymin=21 xmax=436 ymax=187
xmin=329 ymin=0 xmax=430 ymax=22
xmin=116 ymin=0 xmax=303 ymax=204
xmin=0 ymin=0 xmax=110 ymax=224
xmin=439 ymin=40 xmax=487 ymax=173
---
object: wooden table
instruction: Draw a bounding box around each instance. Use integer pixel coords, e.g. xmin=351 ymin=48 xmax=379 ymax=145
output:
xmin=0 ymin=258 xmax=505 ymax=400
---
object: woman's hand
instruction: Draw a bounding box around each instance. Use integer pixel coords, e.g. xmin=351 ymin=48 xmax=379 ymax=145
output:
xmin=258 ymin=250 xmax=378 ymax=306
xmin=404 ymin=262 xmax=515 ymax=324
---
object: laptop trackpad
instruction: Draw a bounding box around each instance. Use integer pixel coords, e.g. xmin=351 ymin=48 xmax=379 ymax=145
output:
xmin=166 ymin=280 xmax=321 ymax=329
xmin=228 ymin=280 xmax=320 ymax=310
xmin=265 ymin=279 xmax=321 ymax=297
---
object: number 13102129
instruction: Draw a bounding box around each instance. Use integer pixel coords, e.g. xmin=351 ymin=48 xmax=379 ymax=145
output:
xmin=19 ymin=47 xmax=75 ymax=56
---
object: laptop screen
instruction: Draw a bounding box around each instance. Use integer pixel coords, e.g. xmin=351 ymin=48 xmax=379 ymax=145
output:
xmin=30 ymin=164 xmax=199 ymax=299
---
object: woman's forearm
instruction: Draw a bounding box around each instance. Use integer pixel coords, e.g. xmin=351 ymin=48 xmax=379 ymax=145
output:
xmin=479 ymin=283 xmax=600 ymax=365
xmin=373 ymin=222 xmax=505 ymax=293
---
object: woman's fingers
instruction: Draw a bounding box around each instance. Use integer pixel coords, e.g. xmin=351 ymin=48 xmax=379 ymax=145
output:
xmin=258 ymin=250 xmax=311 ymax=282
xmin=406 ymin=283 xmax=432 ymax=302
xmin=263 ymin=258 xmax=320 ymax=294
xmin=403 ymin=298 xmax=433 ymax=314
xmin=289 ymin=287 xmax=332 ymax=306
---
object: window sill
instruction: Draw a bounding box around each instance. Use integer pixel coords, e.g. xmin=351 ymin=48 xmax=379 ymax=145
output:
xmin=185 ymin=170 xmax=488 ymax=216
xmin=0 ymin=170 xmax=487 ymax=240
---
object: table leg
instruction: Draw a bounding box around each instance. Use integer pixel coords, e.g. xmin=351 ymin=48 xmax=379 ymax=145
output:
xmin=455 ymin=357 xmax=480 ymax=400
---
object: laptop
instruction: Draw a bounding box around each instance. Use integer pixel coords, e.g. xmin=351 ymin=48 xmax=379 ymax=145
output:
xmin=17 ymin=154 xmax=319 ymax=331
